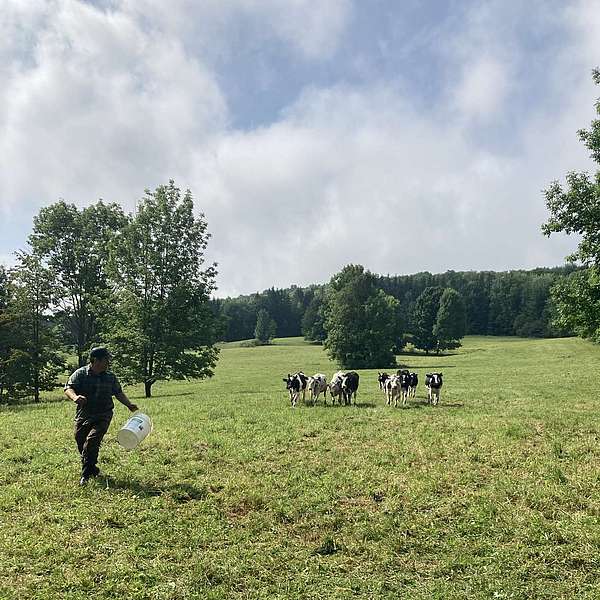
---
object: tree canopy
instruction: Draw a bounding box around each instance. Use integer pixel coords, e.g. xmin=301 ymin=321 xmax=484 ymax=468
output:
xmin=324 ymin=264 xmax=400 ymax=368
xmin=543 ymin=68 xmax=600 ymax=342
xmin=28 ymin=200 xmax=127 ymax=366
xmin=100 ymin=181 xmax=220 ymax=397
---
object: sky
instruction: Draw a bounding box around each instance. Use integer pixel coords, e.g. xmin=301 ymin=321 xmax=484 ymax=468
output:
xmin=1 ymin=0 xmax=599 ymax=297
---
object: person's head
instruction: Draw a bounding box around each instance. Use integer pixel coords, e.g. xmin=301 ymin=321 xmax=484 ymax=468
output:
xmin=89 ymin=347 xmax=111 ymax=372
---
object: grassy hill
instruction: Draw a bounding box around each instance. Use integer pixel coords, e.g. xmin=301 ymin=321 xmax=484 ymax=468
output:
xmin=2 ymin=336 xmax=600 ymax=599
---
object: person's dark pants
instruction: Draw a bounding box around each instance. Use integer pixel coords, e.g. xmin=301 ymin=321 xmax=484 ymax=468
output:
xmin=74 ymin=415 xmax=112 ymax=478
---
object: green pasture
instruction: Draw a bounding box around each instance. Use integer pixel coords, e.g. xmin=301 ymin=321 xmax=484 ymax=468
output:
xmin=2 ymin=336 xmax=600 ymax=599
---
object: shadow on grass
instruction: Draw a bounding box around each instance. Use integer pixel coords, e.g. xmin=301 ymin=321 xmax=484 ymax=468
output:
xmin=387 ymin=399 xmax=464 ymax=409
xmin=297 ymin=402 xmax=377 ymax=409
xmin=1 ymin=398 xmax=68 ymax=412
xmin=397 ymin=350 xmax=460 ymax=357
xmin=128 ymin=390 xmax=197 ymax=400
xmin=396 ymin=364 xmax=457 ymax=370
xmin=104 ymin=476 xmax=208 ymax=502
xmin=153 ymin=391 xmax=197 ymax=399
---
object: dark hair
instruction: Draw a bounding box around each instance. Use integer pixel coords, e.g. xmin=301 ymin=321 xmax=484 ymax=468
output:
xmin=89 ymin=347 xmax=111 ymax=361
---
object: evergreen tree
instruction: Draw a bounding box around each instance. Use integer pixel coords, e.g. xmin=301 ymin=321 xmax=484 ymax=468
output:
xmin=219 ymin=298 xmax=257 ymax=341
xmin=301 ymin=290 xmax=327 ymax=342
xmin=412 ymin=286 xmax=444 ymax=354
xmin=433 ymin=288 xmax=466 ymax=351
xmin=254 ymin=309 xmax=277 ymax=344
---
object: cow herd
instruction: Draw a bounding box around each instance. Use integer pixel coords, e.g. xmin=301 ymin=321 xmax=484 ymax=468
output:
xmin=283 ymin=370 xmax=443 ymax=407
xmin=283 ymin=371 xmax=360 ymax=407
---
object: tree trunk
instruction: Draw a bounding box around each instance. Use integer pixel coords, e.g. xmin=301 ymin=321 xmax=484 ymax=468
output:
xmin=144 ymin=379 xmax=155 ymax=398
xmin=34 ymin=371 xmax=39 ymax=403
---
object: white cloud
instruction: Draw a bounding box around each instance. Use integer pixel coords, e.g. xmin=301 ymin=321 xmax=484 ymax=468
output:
xmin=118 ymin=0 xmax=351 ymax=61
xmin=0 ymin=0 xmax=227 ymax=217
xmin=198 ymin=80 xmax=584 ymax=296
xmin=453 ymin=56 xmax=511 ymax=120
xmin=0 ymin=0 xmax=598 ymax=298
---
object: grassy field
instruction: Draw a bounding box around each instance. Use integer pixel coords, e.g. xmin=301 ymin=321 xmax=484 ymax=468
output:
xmin=2 ymin=336 xmax=600 ymax=599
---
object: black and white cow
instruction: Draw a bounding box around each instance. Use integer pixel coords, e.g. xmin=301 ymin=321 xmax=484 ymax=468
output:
xmin=397 ymin=370 xmax=410 ymax=405
xmin=396 ymin=369 xmax=410 ymax=405
xmin=408 ymin=372 xmax=418 ymax=398
xmin=283 ymin=372 xmax=308 ymax=407
xmin=307 ymin=373 xmax=328 ymax=405
xmin=385 ymin=374 xmax=401 ymax=407
xmin=341 ymin=371 xmax=360 ymax=405
xmin=328 ymin=371 xmax=345 ymax=405
xmin=377 ymin=372 xmax=390 ymax=391
xmin=425 ymin=372 xmax=443 ymax=405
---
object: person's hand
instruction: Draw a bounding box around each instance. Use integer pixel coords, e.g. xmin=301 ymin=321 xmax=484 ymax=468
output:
xmin=128 ymin=403 xmax=139 ymax=412
xmin=74 ymin=395 xmax=87 ymax=405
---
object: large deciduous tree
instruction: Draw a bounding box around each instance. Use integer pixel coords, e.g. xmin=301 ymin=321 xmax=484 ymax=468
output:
xmin=29 ymin=200 xmax=127 ymax=366
xmin=103 ymin=181 xmax=220 ymax=397
xmin=543 ymin=68 xmax=600 ymax=342
xmin=324 ymin=264 xmax=400 ymax=368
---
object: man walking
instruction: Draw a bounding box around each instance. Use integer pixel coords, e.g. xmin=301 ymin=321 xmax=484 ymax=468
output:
xmin=64 ymin=347 xmax=138 ymax=485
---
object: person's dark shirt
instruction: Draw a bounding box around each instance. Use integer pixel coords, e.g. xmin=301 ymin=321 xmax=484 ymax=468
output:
xmin=64 ymin=365 xmax=122 ymax=419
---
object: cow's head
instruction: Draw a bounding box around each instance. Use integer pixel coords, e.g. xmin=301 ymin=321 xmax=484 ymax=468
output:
xmin=429 ymin=373 xmax=443 ymax=387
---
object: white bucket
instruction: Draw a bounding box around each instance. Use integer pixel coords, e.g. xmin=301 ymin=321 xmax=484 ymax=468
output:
xmin=117 ymin=413 xmax=153 ymax=450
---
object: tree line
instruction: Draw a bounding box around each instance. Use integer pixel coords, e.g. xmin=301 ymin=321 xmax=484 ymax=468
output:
xmin=0 ymin=182 xmax=220 ymax=404
xmin=214 ymin=265 xmax=576 ymax=345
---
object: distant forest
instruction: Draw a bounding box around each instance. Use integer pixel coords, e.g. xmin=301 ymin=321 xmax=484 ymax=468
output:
xmin=213 ymin=266 xmax=578 ymax=343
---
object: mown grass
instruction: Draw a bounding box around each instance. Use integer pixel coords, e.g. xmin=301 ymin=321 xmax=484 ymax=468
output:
xmin=2 ymin=336 xmax=600 ymax=599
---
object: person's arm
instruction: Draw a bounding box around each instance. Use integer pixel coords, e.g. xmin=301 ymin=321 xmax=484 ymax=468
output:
xmin=64 ymin=386 xmax=87 ymax=406
xmin=115 ymin=390 xmax=138 ymax=412
xmin=64 ymin=371 xmax=86 ymax=406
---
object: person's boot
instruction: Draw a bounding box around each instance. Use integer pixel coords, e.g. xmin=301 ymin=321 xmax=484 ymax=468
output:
xmin=79 ymin=475 xmax=89 ymax=486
